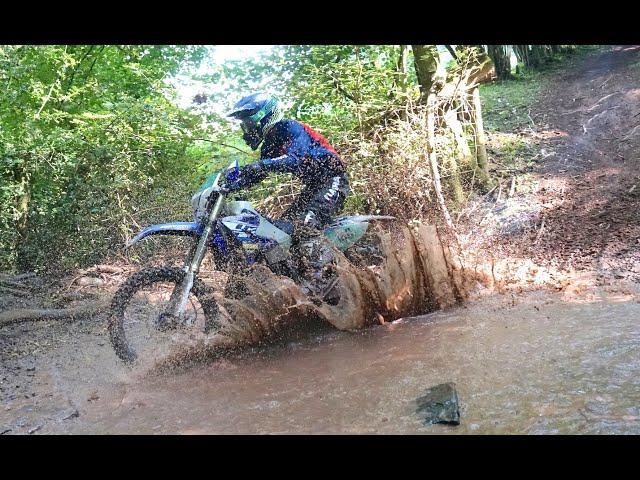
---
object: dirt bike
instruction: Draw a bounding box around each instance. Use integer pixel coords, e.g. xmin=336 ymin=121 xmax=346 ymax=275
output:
xmin=108 ymin=159 xmax=393 ymax=364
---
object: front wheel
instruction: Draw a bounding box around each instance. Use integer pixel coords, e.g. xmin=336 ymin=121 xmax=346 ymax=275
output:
xmin=108 ymin=266 xmax=220 ymax=364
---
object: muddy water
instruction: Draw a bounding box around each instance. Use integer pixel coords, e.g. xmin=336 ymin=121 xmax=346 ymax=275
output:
xmin=20 ymin=289 xmax=636 ymax=435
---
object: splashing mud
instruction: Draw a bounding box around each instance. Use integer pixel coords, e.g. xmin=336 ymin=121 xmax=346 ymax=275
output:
xmin=154 ymin=223 xmax=480 ymax=370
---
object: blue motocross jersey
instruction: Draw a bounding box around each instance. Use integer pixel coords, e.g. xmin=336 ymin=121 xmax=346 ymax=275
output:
xmin=234 ymin=120 xmax=346 ymax=190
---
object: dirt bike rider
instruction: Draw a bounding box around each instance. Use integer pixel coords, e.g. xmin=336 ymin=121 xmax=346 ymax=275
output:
xmin=223 ymin=92 xmax=351 ymax=277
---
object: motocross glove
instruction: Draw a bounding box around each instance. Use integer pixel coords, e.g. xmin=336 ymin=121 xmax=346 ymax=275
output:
xmin=223 ymin=162 xmax=268 ymax=192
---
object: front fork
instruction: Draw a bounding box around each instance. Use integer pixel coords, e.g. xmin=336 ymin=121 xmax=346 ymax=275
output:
xmin=160 ymin=192 xmax=225 ymax=328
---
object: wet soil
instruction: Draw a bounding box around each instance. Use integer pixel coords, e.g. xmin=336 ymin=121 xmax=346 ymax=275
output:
xmin=490 ymin=45 xmax=640 ymax=283
xmin=2 ymin=287 xmax=639 ymax=435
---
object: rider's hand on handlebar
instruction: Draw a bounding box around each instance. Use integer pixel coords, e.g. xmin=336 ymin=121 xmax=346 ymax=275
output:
xmin=221 ymin=168 xmax=242 ymax=193
xmin=217 ymin=184 xmax=232 ymax=194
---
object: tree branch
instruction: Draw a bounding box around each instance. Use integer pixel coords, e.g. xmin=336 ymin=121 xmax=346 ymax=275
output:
xmin=444 ymin=45 xmax=458 ymax=60
xmin=328 ymin=72 xmax=358 ymax=103
xmin=64 ymin=45 xmax=96 ymax=94
xmin=35 ymin=46 xmax=68 ymax=119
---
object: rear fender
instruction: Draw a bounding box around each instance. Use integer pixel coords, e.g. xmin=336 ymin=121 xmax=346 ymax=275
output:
xmin=324 ymin=215 xmax=395 ymax=251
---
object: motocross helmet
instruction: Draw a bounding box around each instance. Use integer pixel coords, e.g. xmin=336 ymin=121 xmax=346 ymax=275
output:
xmin=227 ymin=92 xmax=283 ymax=150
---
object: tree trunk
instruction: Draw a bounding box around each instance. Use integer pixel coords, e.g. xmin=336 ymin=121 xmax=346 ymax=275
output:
xmin=443 ymin=109 xmax=470 ymax=207
xmin=444 ymin=45 xmax=458 ymax=60
xmin=445 ymin=153 xmax=465 ymax=209
xmin=455 ymin=45 xmax=494 ymax=85
xmin=426 ymin=96 xmax=454 ymax=229
xmin=394 ymin=44 xmax=409 ymax=93
xmin=412 ymin=45 xmax=439 ymax=101
xmin=512 ymin=45 xmax=531 ymax=68
xmin=393 ymin=45 xmax=409 ymax=120
xmin=0 ymin=298 xmax=110 ymax=327
xmin=470 ymin=87 xmax=492 ymax=190
xmin=443 ymin=108 xmax=474 ymax=166
xmin=529 ymin=45 xmax=552 ymax=68
xmin=487 ymin=45 xmax=512 ymax=80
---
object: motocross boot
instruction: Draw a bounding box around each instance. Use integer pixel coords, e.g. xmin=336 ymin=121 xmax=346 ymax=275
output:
xmin=290 ymin=224 xmax=336 ymax=301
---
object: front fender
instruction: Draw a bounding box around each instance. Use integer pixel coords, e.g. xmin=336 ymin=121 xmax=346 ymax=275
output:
xmin=126 ymin=222 xmax=202 ymax=248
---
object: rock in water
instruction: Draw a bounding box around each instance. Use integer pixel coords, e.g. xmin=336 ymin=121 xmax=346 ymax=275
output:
xmin=416 ymin=382 xmax=460 ymax=425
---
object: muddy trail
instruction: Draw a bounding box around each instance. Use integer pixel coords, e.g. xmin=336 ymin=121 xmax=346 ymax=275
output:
xmin=2 ymin=46 xmax=640 ymax=435
xmin=2 ymin=286 xmax=639 ymax=435
xmin=486 ymin=45 xmax=640 ymax=284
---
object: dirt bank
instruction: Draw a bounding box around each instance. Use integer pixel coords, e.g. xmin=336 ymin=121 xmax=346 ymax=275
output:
xmin=478 ymin=45 xmax=640 ymax=284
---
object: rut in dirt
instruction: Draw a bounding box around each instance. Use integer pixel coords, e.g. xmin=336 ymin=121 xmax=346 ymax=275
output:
xmin=500 ymin=45 xmax=640 ymax=282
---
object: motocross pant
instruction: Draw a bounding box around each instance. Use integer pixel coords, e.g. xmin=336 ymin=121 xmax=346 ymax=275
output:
xmin=278 ymin=174 xmax=350 ymax=280
xmin=281 ymin=173 xmax=350 ymax=231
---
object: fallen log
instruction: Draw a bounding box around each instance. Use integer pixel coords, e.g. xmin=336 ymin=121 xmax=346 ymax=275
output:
xmin=0 ymin=278 xmax=32 ymax=289
xmin=81 ymin=264 xmax=124 ymax=275
xmin=0 ymin=298 xmax=110 ymax=327
xmin=0 ymin=285 xmax=31 ymax=297
xmin=0 ymin=272 xmax=37 ymax=282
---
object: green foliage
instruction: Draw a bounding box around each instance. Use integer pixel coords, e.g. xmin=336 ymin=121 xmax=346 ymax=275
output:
xmin=0 ymin=45 xmax=209 ymax=272
xmin=0 ymin=44 xmax=587 ymax=273
xmin=271 ymin=45 xmax=417 ymax=140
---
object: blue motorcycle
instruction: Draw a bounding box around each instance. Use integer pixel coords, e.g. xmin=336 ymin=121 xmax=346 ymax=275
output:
xmin=108 ymin=159 xmax=393 ymax=364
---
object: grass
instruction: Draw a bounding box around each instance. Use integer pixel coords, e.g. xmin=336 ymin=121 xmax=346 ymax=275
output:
xmin=494 ymin=135 xmax=530 ymax=166
xmin=479 ymin=46 xmax=605 ymax=189
xmin=481 ymin=71 xmax=543 ymax=132
xmin=480 ymin=71 xmax=544 ymax=181
xmin=480 ymin=45 xmax=604 ymax=132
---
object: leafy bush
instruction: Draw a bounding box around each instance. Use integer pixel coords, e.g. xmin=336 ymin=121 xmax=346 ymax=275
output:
xmin=0 ymin=45 xmax=210 ymax=273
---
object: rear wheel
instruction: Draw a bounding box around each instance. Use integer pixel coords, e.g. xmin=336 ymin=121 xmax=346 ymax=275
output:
xmin=108 ymin=266 xmax=220 ymax=364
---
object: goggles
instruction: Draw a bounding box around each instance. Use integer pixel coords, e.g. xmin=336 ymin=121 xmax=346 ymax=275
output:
xmin=241 ymin=120 xmax=258 ymax=134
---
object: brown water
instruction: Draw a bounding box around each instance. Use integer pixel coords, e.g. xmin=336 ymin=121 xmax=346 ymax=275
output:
xmin=8 ymin=289 xmax=634 ymax=435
